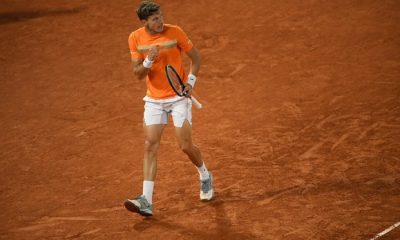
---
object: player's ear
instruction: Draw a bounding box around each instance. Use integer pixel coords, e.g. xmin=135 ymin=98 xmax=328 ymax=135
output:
xmin=141 ymin=19 xmax=147 ymax=25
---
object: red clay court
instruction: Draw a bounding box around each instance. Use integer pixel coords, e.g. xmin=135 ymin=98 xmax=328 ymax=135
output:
xmin=1 ymin=0 xmax=399 ymax=239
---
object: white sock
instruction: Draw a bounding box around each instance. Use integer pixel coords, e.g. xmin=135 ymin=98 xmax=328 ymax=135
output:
xmin=196 ymin=162 xmax=210 ymax=180
xmin=142 ymin=180 xmax=154 ymax=204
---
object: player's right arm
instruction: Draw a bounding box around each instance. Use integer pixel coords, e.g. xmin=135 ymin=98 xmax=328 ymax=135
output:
xmin=131 ymin=45 xmax=160 ymax=80
xmin=129 ymin=32 xmax=155 ymax=80
xmin=131 ymin=58 xmax=150 ymax=80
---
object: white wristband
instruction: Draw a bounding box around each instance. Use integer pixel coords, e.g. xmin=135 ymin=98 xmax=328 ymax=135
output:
xmin=187 ymin=73 xmax=197 ymax=87
xmin=142 ymin=57 xmax=153 ymax=69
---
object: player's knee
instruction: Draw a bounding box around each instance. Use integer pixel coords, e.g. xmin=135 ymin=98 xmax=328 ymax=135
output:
xmin=144 ymin=139 xmax=160 ymax=152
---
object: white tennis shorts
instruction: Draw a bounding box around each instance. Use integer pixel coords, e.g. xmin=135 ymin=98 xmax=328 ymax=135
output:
xmin=143 ymin=97 xmax=192 ymax=128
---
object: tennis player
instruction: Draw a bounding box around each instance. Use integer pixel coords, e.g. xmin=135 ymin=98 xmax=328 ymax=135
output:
xmin=124 ymin=1 xmax=214 ymax=217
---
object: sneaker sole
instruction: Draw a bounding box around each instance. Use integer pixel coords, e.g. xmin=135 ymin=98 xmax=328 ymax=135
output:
xmin=124 ymin=200 xmax=153 ymax=217
xmin=200 ymin=190 xmax=215 ymax=201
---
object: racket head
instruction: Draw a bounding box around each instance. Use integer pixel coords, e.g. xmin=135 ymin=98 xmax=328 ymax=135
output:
xmin=165 ymin=64 xmax=185 ymax=96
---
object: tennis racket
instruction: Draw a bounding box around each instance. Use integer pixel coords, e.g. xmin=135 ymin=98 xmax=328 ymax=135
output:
xmin=165 ymin=64 xmax=202 ymax=109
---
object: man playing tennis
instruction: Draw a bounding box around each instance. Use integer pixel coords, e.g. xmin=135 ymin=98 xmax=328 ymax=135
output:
xmin=124 ymin=1 xmax=214 ymax=217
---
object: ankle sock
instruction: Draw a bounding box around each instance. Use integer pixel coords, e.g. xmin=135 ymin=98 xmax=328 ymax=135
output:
xmin=142 ymin=180 xmax=154 ymax=204
xmin=196 ymin=162 xmax=210 ymax=180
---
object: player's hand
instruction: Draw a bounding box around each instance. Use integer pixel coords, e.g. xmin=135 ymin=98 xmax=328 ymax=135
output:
xmin=183 ymin=84 xmax=193 ymax=97
xmin=147 ymin=45 xmax=160 ymax=61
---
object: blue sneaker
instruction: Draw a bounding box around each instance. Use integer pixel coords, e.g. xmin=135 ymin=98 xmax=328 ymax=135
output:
xmin=200 ymin=172 xmax=214 ymax=201
xmin=124 ymin=195 xmax=153 ymax=216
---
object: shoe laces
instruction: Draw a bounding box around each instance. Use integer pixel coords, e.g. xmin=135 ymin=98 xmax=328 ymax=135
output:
xmin=136 ymin=195 xmax=150 ymax=208
xmin=201 ymin=178 xmax=211 ymax=193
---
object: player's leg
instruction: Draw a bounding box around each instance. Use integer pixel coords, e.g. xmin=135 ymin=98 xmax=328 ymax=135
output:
xmin=143 ymin=123 xmax=165 ymax=181
xmin=172 ymin=99 xmax=214 ymax=201
xmin=141 ymin=102 xmax=167 ymax=203
xmin=175 ymin=120 xmax=202 ymax=167
xmin=124 ymin=102 xmax=167 ymax=216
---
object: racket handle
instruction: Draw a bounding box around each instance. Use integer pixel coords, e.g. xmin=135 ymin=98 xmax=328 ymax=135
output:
xmin=191 ymin=96 xmax=202 ymax=109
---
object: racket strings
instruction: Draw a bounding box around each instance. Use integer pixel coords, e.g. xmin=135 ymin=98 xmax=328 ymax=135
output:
xmin=167 ymin=68 xmax=184 ymax=94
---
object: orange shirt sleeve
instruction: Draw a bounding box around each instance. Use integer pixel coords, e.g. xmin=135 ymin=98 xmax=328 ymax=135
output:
xmin=175 ymin=26 xmax=194 ymax=52
xmin=128 ymin=32 xmax=144 ymax=60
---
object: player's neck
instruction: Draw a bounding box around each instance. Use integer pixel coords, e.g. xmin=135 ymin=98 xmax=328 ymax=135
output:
xmin=145 ymin=26 xmax=162 ymax=36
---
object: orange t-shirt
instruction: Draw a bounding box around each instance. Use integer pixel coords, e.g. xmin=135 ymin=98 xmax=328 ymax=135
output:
xmin=128 ymin=24 xmax=194 ymax=99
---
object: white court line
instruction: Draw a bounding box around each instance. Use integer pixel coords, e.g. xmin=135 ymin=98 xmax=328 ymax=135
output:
xmin=369 ymin=222 xmax=400 ymax=240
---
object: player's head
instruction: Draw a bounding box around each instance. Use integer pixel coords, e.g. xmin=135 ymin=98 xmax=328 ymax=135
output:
xmin=137 ymin=1 xmax=164 ymax=34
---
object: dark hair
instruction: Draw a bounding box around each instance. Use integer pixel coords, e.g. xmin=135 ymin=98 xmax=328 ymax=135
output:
xmin=136 ymin=1 xmax=160 ymax=20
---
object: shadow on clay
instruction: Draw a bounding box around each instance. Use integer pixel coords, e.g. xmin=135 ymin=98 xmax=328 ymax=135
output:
xmin=132 ymin=194 xmax=257 ymax=239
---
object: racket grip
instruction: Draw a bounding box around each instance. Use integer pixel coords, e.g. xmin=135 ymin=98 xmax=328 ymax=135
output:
xmin=190 ymin=96 xmax=202 ymax=109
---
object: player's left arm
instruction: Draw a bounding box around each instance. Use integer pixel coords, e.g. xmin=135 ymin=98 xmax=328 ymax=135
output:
xmin=186 ymin=47 xmax=201 ymax=76
xmin=184 ymin=47 xmax=201 ymax=96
